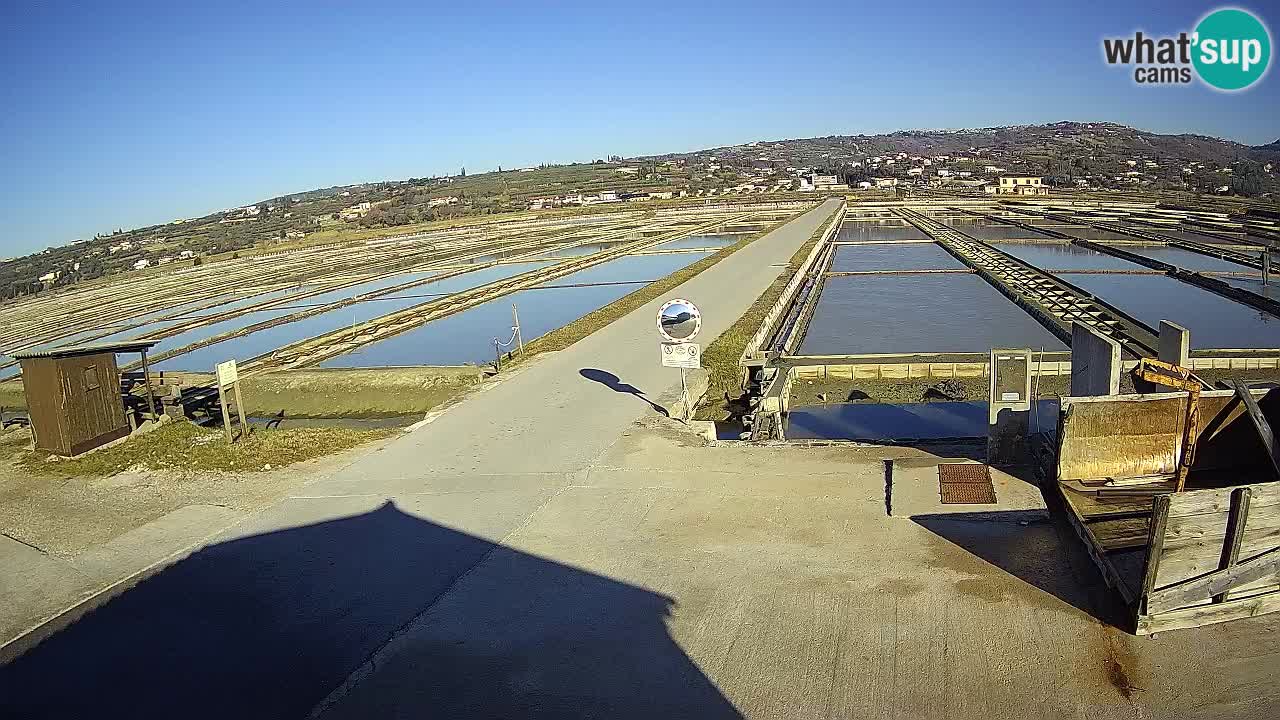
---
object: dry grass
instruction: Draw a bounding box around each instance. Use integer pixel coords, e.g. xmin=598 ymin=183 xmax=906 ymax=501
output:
xmin=16 ymin=421 xmax=394 ymax=477
xmin=0 ymin=427 xmax=28 ymax=463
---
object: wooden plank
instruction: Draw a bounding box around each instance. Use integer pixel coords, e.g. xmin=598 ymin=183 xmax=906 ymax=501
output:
xmin=1164 ymin=481 xmax=1280 ymax=518
xmin=1057 ymin=391 xmax=1248 ymax=483
xmin=233 ymin=381 xmax=248 ymax=442
xmin=1228 ymin=380 xmax=1280 ymax=478
xmin=1058 ymin=482 xmax=1139 ymax=605
xmin=140 ymin=350 xmax=157 ymax=419
xmin=1138 ymin=587 xmax=1280 ymax=635
xmin=1060 ymin=485 xmax=1156 ymax=521
xmin=1216 ymin=487 xmax=1252 ymax=603
xmin=1163 ymin=503 xmax=1280 ymax=544
xmin=1139 ymin=494 xmax=1172 ymax=614
xmin=1155 ymin=530 xmax=1280 ymax=588
xmin=218 ymin=384 xmax=233 ymax=445
xmin=1147 ymin=546 xmax=1280 ymax=614
xmin=1088 ymin=516 xmax=1151 ymax=552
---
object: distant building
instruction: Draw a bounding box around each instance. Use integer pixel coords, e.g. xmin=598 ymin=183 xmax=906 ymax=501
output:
xmin=872 ymin=177 xmax=899 ymax=188
xmin=339 ymin=201 xmax=373 ymax=220
xmin=133 ymin=259 xmax=151 ymax=270
xmin=993 ymin=175 xmax=1048 ymax=195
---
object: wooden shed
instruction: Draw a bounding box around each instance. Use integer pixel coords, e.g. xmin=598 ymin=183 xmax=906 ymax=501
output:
xmin=11 ymin=340 xmax=159 ymax=457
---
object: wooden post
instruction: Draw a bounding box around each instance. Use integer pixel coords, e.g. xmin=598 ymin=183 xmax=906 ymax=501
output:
xmin=1139 ymin=493 xmax=1172 ymax=617
xmin=1215 ymin=487 xmax=1253 ymax=604
xmin=218 ymin=383 xmax=233 ymax=445
xmin=139 ymin=350 xmax=158 ymax=420
xmin=233 ymin=381 xmax=248 ymax=442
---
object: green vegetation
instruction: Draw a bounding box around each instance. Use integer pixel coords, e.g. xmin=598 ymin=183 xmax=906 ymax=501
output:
xmin=693 ymin=211 xmax=839 ymax=421
xmin=517 ymin=216 xmax=797 ymax=358
xmin=14 ymin=421 xmax=393 ymax=477
xmin=0 ymin=427 xmax=28 ymax=463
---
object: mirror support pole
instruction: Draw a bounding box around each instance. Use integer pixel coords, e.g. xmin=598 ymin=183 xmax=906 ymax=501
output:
xmin=679 ymin=367 xmax=690 ymax=421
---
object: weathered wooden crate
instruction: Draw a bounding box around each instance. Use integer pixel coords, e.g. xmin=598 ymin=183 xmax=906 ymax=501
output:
xmin=1055 ymin=388 xmax=1280 ymax=634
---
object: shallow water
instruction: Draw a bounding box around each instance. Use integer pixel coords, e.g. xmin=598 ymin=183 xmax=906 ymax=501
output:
xmin=650 ymin=235 xmax=737 ymax=251
xmin=830 ymin=243 xmax=964 ymax=272
xmin=1224 ymin=276 xmax=1280 ymax=301
xmin=1110 ymin=244 xmax=1259 ymax=273
xmin=991 ymin=243 xmax=1143 ymax=272
xmin=320 ymin=252 xmax=709 ymax=367
xmin=798 ymin=273 xmax=1066 ymax=355
xmin=941 ymin=218 xmax=1054 ymax=241
xmin=1065 ymin=273 xmax=1280 ymax=349
xmin=154 ymin=262 xmax=556 ymax=371
xmin=786 ymin=399 xmax=1060 ymax=441
xmin=835 ymin=223 xmax=926 ymax=242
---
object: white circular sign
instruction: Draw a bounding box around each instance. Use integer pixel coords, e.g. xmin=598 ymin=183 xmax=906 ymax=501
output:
xmin=657 ymin=298 xmax=701 ymax=342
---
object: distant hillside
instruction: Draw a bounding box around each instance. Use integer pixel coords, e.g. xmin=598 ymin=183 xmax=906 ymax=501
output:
xmin=645 ymin=121 xmax=1262 ymax=165
xmin=640 ymin=121 xmax=1278 ymax=197
xmin=1250 ymin=139 xmax=1280 ymax=162
xmin=4 ymin=121 xmax=1278 ymax=304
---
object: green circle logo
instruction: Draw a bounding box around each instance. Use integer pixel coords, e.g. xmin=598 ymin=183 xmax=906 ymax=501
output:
xmin=1193 ymin=8 xmax=1271 ymax=90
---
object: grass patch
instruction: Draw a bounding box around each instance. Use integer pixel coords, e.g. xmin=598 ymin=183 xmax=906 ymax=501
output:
xmin=693 ymin=210 xmax=840 ymax=421
xmin=515 ymin=215 xmax=800 ymax=357
xmin=0 ymin=427 xmax=28 ymax=463
xmin=17 ymin=421 xmax=394 ymax=477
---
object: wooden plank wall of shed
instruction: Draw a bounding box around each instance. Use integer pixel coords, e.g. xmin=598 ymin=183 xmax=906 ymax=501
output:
xmin=20 ymin=357 xmax=67 ymax=455
xmin=61 ymin=352 xmax=128 ymax=455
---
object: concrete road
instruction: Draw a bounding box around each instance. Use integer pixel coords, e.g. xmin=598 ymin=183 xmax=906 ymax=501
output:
xmin=0 ymin=199 xmax=842 ymax=719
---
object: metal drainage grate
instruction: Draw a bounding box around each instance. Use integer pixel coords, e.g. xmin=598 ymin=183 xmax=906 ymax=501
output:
xmin=938 ymin=463 xmax=997 ymax=504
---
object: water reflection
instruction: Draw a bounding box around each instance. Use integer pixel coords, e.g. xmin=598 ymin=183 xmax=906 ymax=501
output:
xmin=798 ymin=274 xmax=1066 ymax=355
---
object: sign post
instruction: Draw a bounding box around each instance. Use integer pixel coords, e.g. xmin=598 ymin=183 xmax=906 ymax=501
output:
xmin=215 ymin=359 xmax=248 ymax=444
xmin=657 ymin=298 xmax=703 ymax=419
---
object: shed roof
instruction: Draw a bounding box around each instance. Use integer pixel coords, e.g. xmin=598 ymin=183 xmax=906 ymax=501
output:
xmin=11 ymin=340 xmax=161 ymax=360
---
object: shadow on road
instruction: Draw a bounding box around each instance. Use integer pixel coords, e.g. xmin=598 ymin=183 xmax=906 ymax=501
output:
xmin=0 ymin=502 xmax=740 ymax=719
xmin=910 ymin=509 xmax=1131 ymax=630
xmin=579 ymin=368 xmax=669 ymax=417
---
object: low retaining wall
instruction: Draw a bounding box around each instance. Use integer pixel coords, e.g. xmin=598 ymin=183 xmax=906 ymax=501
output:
xmin=788 ymin=354 xmax=1280 ymax=382
xmin=0 ymin=367 xmax=487 ymax=419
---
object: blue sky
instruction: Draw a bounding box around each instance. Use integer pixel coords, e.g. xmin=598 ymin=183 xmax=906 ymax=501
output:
xmin=2 ymin=0 xmax=1277 ymax=255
